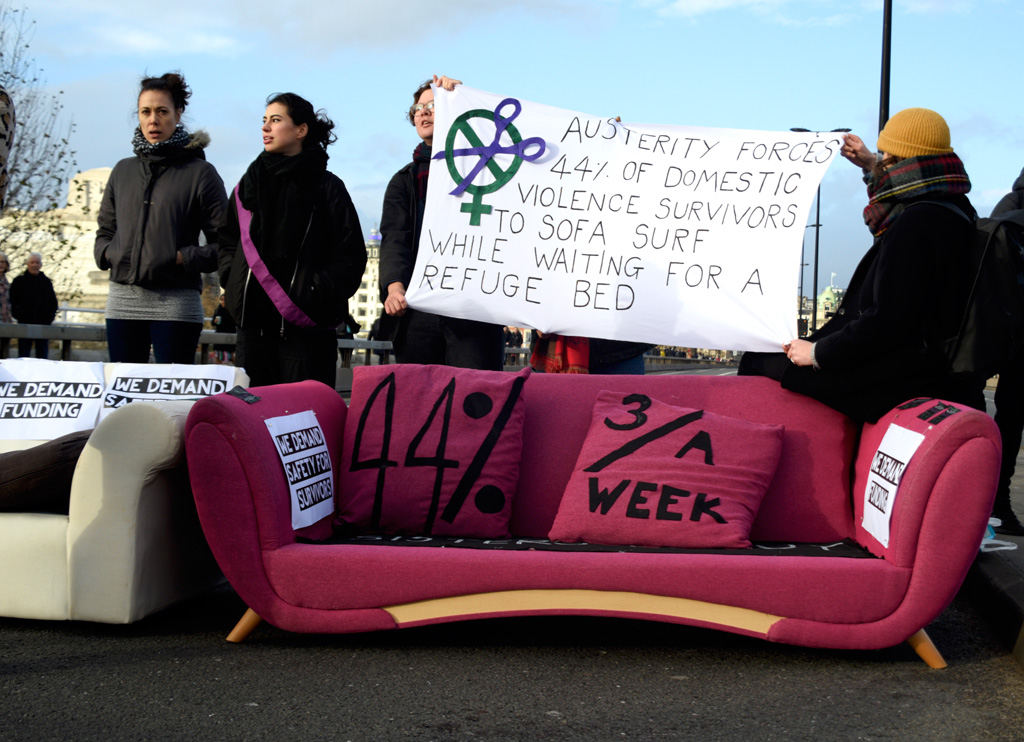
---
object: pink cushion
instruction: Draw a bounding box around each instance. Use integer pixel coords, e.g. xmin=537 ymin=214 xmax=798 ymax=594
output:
xmin=337 ymin=366 xmax=530 ymax=538
xmin=549 ymin=391 xmax=784 ymax=548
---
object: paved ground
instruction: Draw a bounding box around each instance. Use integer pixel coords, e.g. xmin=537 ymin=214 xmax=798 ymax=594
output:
xmin=3 ymin=582 xmax=1024 ymax=742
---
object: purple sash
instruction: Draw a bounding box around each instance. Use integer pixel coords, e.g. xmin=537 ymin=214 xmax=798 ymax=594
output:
xmin=234 ymin=185 xmax=316 ymax=328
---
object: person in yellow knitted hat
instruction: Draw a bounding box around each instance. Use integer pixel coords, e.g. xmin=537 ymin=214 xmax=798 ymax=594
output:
xmin=739 ymin=108 xmax=986 ymax=423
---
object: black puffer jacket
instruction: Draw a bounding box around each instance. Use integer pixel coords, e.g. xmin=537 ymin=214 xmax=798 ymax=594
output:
xmin=218 ymin=150 xmax=367 ymax=332
xmin=94 ymin=131 xmax=227 ymax=291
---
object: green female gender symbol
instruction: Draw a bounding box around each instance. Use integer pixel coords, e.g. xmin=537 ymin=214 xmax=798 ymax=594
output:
xmin=442 ymin=108 xmax=525 ymax=226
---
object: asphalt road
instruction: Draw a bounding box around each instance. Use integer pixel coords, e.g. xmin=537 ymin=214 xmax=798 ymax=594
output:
xmin=2 ymin=582 xmax=1023 ymax=742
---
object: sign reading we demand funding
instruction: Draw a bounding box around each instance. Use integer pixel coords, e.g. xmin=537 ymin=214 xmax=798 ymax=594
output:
xmin=406 ymin=86 xmax=842 ymax=351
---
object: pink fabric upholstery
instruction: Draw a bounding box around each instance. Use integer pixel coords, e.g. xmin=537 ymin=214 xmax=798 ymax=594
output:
xmin=548 ymin=392 xmax=784 ymax=548
xmin=263 ymin=544 xmax=910 ymax=625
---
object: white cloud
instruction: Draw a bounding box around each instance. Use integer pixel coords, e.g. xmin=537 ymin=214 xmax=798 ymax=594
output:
xmin=28 ymin=0 xmax=601 ymax=56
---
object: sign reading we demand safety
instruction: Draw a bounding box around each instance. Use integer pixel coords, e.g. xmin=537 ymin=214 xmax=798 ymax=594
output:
xmin=406 ymin=86 xmax=841 ymax=351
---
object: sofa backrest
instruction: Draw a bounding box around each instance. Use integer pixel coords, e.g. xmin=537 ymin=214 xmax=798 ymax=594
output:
xmin=510 ymin=373 xmax=859 ymax=543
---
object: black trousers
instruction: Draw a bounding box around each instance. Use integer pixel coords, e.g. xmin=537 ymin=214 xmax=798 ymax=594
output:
xmin=994 ymin=349 xmax=1024 ymax=514
xmin=393 ymin=310 xmax=504 ymax=371
xmin=236 ymin=327 xmax=338 ymax=389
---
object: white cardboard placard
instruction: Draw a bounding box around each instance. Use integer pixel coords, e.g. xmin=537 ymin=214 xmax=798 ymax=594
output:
xmin=265 ymin=410 xmax=334 ymax=530
xmin=0 ymin=359 xmax=105 ymax=440
xmin=863 ymin=423 xmax=925 ymax=548
xmin=101 ymin=363 xmax=236 ymax=420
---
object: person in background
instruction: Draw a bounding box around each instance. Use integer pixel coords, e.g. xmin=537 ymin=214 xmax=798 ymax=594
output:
xmin=209 ymin=293 xmax=236 ymax=364
xmin=0 ymin=252 xmax=11 ymax=359
xmin=219 ymin=92 xmax=366 ymax=387
xmin=10 ymin=252 xmax=57 ymax=359
xmin=95 ymin=71 xmax=227 ymax=364
xmin=987 ymin=167 xmax=1024 ymax=535
xmin=738 ymin=108 xmax=984 ymax=422
xmin=379 ymin=75 xmax=504 ymax=370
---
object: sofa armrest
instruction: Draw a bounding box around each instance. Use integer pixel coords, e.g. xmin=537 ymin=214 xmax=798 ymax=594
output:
xmin=853 ymin=399 xmax=1000 ymax=570
xmin=67 ymin=399 xmax=220 ymax=622
xmin=185 ymin=381 xmax=347 ymax=614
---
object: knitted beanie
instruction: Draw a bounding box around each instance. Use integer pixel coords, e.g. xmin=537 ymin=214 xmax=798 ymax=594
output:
xmin=876 ymin=108 xmax=953 ymax=158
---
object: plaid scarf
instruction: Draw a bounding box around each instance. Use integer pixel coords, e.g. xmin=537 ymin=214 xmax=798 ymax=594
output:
xmin=413 ymin=142 xmax=432 ymax=202
xmin=863 ymin=153 xmax=971 ymax=237
xmin=132 ymin=124 xmax=191 ymax=156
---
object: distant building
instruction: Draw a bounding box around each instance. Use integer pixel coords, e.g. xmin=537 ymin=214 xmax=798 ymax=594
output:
xmin=350 ymin=227 xmax=382 ymax=336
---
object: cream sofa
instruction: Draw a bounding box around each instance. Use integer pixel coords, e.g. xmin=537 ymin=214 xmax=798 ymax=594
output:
xmin=0 ymin=363 xmax=248 ymax=623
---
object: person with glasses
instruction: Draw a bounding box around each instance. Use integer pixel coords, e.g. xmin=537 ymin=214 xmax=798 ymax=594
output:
xmin=378 ymin=75 xmax=504 ymax=370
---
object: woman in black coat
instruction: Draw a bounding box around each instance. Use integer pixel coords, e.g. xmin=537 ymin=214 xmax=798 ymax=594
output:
xmin=219 ymin=93 xmax=366 ymax=387
xmin=740 ymin=108 xmax=984 ymax=423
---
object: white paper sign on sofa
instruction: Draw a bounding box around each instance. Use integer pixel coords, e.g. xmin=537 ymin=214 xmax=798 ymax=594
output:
xmin=265 ymin=410 xmax=335 ymax=530
xmin=0 ymin=359 xmax=105 ymax=440
xmin=863 ymin=423 xmax=925 ymax=548
xmin=101 ymin=363 xmax=237 ymax=420
xmin=406 ymin=86 xmax=840 ymax=351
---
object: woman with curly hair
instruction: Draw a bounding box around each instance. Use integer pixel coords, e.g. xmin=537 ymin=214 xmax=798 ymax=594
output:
xmin=95 ymin=71 xmax=228 ymax=363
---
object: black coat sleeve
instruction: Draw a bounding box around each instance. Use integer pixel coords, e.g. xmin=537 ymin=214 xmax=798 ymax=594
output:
xmin=378 ymin=166 xmax=416 ymax=303
xmin=813 ymin=203 xmax=971 ymax=370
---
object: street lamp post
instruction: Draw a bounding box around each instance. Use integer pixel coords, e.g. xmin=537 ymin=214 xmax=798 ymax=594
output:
xmin=791 ymin=128 xmax=851 ymax=332
xmin=879 ymin=0 xmax=893 ymax=132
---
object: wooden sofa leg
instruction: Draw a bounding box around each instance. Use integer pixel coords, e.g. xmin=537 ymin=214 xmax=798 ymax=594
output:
xmin=907 ymin=629 xmax=947 ymax=668
xmin=226 ymin=608 xmax=262 ymax=643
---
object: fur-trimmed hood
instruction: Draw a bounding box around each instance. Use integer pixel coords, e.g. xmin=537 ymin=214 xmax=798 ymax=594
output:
xmin=186 ymin=129 xmax=211 ymax=150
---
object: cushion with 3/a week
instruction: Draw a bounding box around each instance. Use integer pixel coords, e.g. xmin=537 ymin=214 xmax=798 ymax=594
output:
xmin=549 ymin=391 xmax=784 ymax=549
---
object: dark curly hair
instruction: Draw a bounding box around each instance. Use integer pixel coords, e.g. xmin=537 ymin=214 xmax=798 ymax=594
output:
xmin=266 ymin=92 xmax=336 ymax=151
xmin=139 ymin=71 xmax=191 ymax=112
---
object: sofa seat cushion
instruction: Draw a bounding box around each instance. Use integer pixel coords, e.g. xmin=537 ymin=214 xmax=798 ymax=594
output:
xmin=263 ymin=544 xmax=910 ymax=626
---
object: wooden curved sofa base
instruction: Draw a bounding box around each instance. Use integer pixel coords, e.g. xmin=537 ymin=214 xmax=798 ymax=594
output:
xmin=223 ymin=589 xmax=946 ymax=669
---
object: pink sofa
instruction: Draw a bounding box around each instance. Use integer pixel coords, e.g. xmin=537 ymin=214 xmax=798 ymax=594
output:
xmin=184 ymin=373 xmax=1000 ymax=667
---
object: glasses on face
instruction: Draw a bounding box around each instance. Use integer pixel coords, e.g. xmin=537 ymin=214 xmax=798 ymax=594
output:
xmin=411 ymin=100 xmax=435 ymax=117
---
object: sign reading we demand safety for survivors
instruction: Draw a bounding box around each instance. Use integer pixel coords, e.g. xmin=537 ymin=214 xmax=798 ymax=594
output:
xmin=406 ymin=86 xmax=842 ymax=351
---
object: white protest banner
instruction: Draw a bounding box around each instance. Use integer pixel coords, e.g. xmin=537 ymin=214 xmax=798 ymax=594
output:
xmin=0 ymin=359 xmax=105 ymax=440
xmin=863 ymin=423 xmax=925 ymax=548
xmin=264 ymin=410 xmax=335 ymax=530
xmin=101 ymin=363 xmax=236 ymax=420
xmin=407 ymin=86 xmax=842 ymax=351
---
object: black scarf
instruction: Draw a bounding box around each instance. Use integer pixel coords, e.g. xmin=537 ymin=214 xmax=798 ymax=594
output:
xmin=237 ymin=147 xmax=328 ymax=275
xmin=413 ymin=142 xmax=432 ymax=202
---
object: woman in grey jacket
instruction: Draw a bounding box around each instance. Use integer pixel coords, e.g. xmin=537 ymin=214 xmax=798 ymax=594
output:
xmin=94 ymin=72 xmax=228 ymax=363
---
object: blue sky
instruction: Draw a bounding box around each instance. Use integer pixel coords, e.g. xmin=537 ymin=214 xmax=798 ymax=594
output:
xmin=18 ymin=0 xmax=1024 ymax=295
